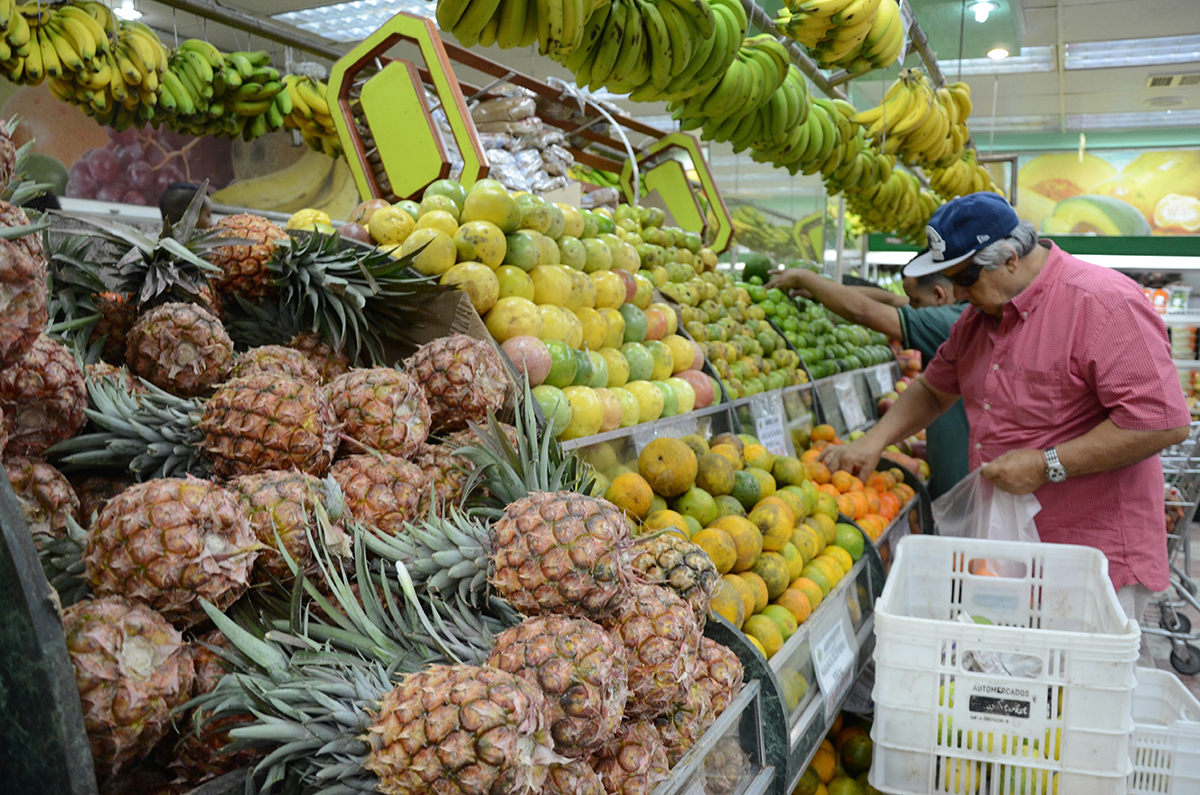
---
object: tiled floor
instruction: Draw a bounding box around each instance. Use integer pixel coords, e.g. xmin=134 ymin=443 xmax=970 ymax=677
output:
xmin=1141 ymin=521 xmax=1200 ymax=699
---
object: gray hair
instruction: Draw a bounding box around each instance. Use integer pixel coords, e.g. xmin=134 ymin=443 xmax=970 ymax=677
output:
xmin=974 ymin=220 xmax=1039 ymax=270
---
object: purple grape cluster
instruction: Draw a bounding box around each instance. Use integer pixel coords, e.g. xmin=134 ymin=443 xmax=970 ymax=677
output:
xmin=66 ymin=127 xmax=235 ymax=206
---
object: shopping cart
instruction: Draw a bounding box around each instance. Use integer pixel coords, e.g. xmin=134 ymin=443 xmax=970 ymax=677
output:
xmin=1144 ymin=420 xmax=1200 ymax=674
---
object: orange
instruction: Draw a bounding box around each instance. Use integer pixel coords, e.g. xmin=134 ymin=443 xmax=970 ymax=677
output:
xmin=790 ymin=576 xmax=824 ymax=610
xmin=710 ymin=443 xmax=745 ymax=471
xmin=747 ymin=466 xmax=777 ymax=499
xmin=696 ymin=453 xmax=736 ymax=495
xmin=814 ymin=492 xmax=839 ymax=521
xmin=708 ymin=577 xmax=746 ymax=628
xmin=862 ymin=489 xmax=882 ymax=515
xmin=772 ymin=455 xmax=807 ymax=486
xmin=744 ymin=443 xmax=774 ymax=471
xmin=824 ymin=545 xmax=854 ymax=575
xmin=812 ymin=743 xmax=838 ymax=783
xmin=739 ymin=570 xmax=770 ymax=613
xmin=800 ymin=448 xmax=822 ymax=464
xmin=748 ymin=502 xmax=795 ymax=552
xmin=806 ymin=460 xmax=832 ymax=484
xmin=772 ymin=489 xmax=808 ymax=521
xmin=638 ymin=437 xmax=697 ymax=497
xmin=780 ymin=542 xmax=806 ymax=580
xmin=807 ymin=513 xmax=837 ymax=545
xmin=812 ymin=555 xmax=844 ymax=585
xmin=742 ymin=614 xmax=783 ymax=658
xmin=835 ymin=494 xmax=856 ymax=519
xmin=692 ymin=528 xmax=737 ymax=574
xmin=792 ymin=523 xmax=822 ymax=562
xmin=835 ymin=725 xmax=870 ymax=752
xmin=831 ymin=470 xmax=856 ymax=494
xmin=847 ymin=491 xmax=869 ymax=520
xmin=604 ymin=472 xmax=654 ymax=519
xmin=868 ymin=472 xmax=896 ymax=492
xmin=811 ymin=424 xmax=837 ymax=443
xmin=801 ymin=564 xmax=832 ymax=596
xmin=642 ymin=509 xmax=691 ymax=539
xmin=723 ymin=573 xmax=757 ymax=618
xmin=795 ymin=768 xmax=822 ymax=795
xmin=774 ymin=587 xmax=812 ymax=625
xmin=878 ymin=492 xmax=901 ymax=519
xmin=710 ymin=515 xmax=763 ymax=573
xmin=750 ymin=551 xmax=790 ymax=601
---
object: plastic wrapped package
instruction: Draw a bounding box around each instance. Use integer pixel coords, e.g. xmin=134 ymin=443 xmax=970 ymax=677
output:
xmin=475 ymin=116 xmax=544 ymax=135
xmin=514 ymin=149 xmax=545 ymax=176
xmin=531 ymin=173 xmax=570 ymax=193
xmin=478 ymin=132 xmax=514 ymax=150
xmin=485 ymin=149 xmax=516 ymax=166
xmin=471 ymin=96 xmax=537 ymax=125
xmin=480 ymin=82 xmax=536 ymax=100
xmin=541 ymin=144 xmax=573 ymax=177
xmin=582 ymin=187 xmax=620 ymax=209
xmin=490 ymin=164 xmax=531 ymax=193
xmin=516 ymin=127 xmax=567 ymax=151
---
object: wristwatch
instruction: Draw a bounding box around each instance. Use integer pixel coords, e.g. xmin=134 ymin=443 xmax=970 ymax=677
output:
xmin=1043 ymin=447 xmax=1067 ymax=483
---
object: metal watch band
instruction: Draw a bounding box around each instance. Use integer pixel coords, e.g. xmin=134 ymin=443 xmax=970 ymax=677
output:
xmin=1044 ymin=447 xmax=1067 ymax=483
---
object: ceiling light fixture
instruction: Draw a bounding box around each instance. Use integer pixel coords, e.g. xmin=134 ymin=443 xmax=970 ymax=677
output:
xmin=113 ymin=0 xmax=141 ymax=20
xmin=1065 ymin=34 xmax=1200 ymax=70
xmin=987 ymin=48 xmax=1010 ymax=59
xmin=971 ymin=1 xmax=996 ymax=23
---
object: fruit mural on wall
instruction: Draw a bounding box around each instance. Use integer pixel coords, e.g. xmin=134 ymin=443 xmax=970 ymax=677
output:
xmin=1016 ymin=148 xmax=1200 ymax=236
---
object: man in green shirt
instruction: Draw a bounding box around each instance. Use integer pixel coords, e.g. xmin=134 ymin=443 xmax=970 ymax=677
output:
xmin=765 ymin=264 xmax=970 ymax=498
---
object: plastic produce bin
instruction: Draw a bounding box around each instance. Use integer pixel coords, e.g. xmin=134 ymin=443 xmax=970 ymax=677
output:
xmin=1129 ymin=668 xmax=1200 ymax=795
xmin=870 ymin=536 xmax=1141 ymax=795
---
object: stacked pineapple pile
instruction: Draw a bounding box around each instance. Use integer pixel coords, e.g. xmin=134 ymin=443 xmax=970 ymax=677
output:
xmin=0 ymin=119 xmax=749 ymax=793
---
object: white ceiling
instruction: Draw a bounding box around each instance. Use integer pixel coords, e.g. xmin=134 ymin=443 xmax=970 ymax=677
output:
xmin=133 ymin=0 xmax=1200 ymax=210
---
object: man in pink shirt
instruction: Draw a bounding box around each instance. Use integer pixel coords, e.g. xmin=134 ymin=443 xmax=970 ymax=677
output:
xmin=824 ymin=192 xmax=1191 ymax=620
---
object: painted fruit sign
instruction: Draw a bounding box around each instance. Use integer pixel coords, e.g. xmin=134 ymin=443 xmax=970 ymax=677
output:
xmin=1015 ymin=149 xmax=1200 ymax=236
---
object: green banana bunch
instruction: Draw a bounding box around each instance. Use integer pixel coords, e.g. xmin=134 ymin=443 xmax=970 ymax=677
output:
xmin=159 ymin=42 xmax=290 ymax=141
xmin=435 ymin=0 xmax=593 ymax=55
xmin=282 ymin=74 xmax=341 ymax=158
xmin=568 ymin=163 xmax=620 ymax=188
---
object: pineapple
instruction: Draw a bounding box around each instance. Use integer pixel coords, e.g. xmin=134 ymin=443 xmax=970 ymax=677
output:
xmin=654 ymin=683 xmax=715 ymax=766
xmin=487 ymin=615 xmax=630 ymax=758
xmin=51 ymin=374 xmax=338 ymax=481
xmin=86 ymin=361 xmax=146 ymax=393
xmin=544 ymin=759 xmax=607 ymax=795
xmin=90 ymin=292 xmax=138 ymax=365
xmin=412 ymin=441 xmax=472 ymax=516
xmin=363 ymin=664 xmax=559 ymax=795
xmin=490 ymin=491 xmax=634 ymax=620
xmin=225 ymin=470 xmax=349 ymax=583
xmin=693 ymin=637 xmax=744 ymax=715
xmin=0 ymin=116 xmax=16 ymax=185
xmin=84 ymin=477 xmax=260 ymax=629
xmin=164 ymin=630 xmax=263 ymax=786
xmin=0 ymin=201 xmax=48 ymax=369
xmin=198 ymin=373 xmax=338 ymax=478
xmin=230 ymin=344 xmax=320 ymax=383
xmin=703 ymin=735 xmax=751 ymax=795
xmin=208 ymin=213 xmax=288 ymax=299
xmin=326 ymin=367 xmax=431 ymax=458
xmin=330 ymin=454 xmax=426 ymax=536
xmin=406 ymin=334 xmax=509 ymax=433
xmin=628 ymin=533 xmax=720 ymax=627
xmin=125 ymin=302 xmax=234 ymax=397
xmin=0 ymin=333 xmax=87 ymax=455
xmin=0 ymin=405 xmax=6 ymax=457
xmin=71 ymin=473 xmax=133 ymax=528
xmin=600 ymin=582 xmax=701 ymax=720
xmin=590 ymin=720 xmax=671 ymax=795
xmin=287 ymin=331 xmax=350 ymax=382
xmin=3 ymin=455 xmax=80 ymax=552
xmin=63 ymin=596 xmax=195 ymax=780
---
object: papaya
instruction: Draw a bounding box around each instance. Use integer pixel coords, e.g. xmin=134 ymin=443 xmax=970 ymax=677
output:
xmin=1041 ymin=195 xmax=1152 ymax=236
xmin=1091 ymin=150 xmax=1200 ymax=228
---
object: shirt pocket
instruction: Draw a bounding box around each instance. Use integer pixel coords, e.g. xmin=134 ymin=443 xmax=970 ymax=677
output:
xmin=1011 ymin=368 xmax=1064 ymax=427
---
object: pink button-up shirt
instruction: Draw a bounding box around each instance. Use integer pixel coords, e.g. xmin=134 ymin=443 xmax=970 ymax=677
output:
xmin=924 ymin=241 xmax=1190 ymax=591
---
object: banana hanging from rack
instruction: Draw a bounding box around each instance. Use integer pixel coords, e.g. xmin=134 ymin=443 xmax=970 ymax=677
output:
xmin=777 ymin=0 xmax=899 ymax=71
xmin=282 ymin=74 xmax=342 ymax=158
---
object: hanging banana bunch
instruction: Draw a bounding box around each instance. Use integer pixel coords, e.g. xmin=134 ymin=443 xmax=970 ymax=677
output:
xmin=281 ymin=74 xmax=341 ymax=158
xmin=776 ymin=0 xmax=904 ymax=72
xmin=851 ymin=68 xmax=978 ymax=169
xmin=927 ymin=149 xmax=1005 ymax=199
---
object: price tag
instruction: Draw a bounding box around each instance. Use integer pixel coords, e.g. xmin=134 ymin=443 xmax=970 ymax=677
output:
xmin=871 ymin=365 xmax=894 ymax=397
xmin=833 ymin=374 xmax=868 ymax=430
xmin=811 ymin=605 xmax=857 ymax=718
xmin=749 ymin=392 xmax=790 ymax=456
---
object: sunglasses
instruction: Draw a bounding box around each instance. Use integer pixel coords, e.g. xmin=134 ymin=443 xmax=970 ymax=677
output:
xmin=945 ymin=258 xmax=985 ymax=288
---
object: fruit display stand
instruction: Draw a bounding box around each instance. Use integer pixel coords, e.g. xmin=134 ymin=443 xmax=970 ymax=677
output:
xmin=562 ymin=400 xmax=741 ymax=456
xmin=812 ymin=369 xmax=878 ymax=437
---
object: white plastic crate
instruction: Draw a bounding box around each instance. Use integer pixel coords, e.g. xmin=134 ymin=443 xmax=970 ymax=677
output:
xmin=1129 ymin=668 xmax=1200 ymax=795
xmin=869 ymin=536 xmax=1141 ymax=795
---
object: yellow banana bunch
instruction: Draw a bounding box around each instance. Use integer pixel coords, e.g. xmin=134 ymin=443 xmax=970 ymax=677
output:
xmin=282 ymin=75 xmax=341 ymax=158
xmin=850 ymin=68 xmax=972 ymax=169
xmin=730 ymin=204 xmax=809 ymax=261
xmin=777 ymin=0 xmax=902 ymax=72
xmin=927 ymin=149 xmax=1004 ymax=199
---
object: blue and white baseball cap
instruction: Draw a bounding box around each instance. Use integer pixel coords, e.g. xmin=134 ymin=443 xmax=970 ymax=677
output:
xmin=903 ymin=192 xmax=1020 ymax=277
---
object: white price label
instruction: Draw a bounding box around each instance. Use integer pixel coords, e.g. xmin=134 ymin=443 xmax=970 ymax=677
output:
xmin=750 ymin=392 xmax=789 ymax=456
xmin=812 ymin=607 xmax=857 ymax=717
xmin=872 ymin=365 xmax=894 ymax=396
xmin=834 ymin=374 xmax=868 ymax=430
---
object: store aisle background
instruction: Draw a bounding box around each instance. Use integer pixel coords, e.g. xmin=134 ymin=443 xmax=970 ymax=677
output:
xmin=1143 ymin=521 xmax=1200 ymax=696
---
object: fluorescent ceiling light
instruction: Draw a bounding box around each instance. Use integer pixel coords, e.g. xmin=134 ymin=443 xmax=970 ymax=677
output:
xmin=113 ymin=0 xmax=141 ymax=20
xmin=968 ymin=115 xmax=1059 ymax=133
xmin=987 ymin=48 xmax=1010 ymax=59
xmin=971 ymin=2 xmax=996 ymax=23
xmin=274 ymin=0 xmax=436 ymax=42
xmin=1068 ymin=109 xmax=1200 ymax=131
xmin=1065 ymin=34 xmax=1200 ymax=70
xmin=936 ymin=46 xmax=1054 ymax=75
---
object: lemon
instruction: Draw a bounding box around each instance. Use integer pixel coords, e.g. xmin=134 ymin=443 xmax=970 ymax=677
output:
xmin=286 ymin=208 xmax=330 ymax=229
xmin=400 ymin=227 xmax=456 ymax=275
xmin=369 ymin=206 xmax=416 ymax=246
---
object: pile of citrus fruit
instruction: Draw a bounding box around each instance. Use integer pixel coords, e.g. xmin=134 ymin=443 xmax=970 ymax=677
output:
xmin=800 ymin=424 xmax=916 ymax=542
xmin=592 ymin=432 xmax=869 ymax=668
xmin=794 ymin=712 xmax=881 ymax=795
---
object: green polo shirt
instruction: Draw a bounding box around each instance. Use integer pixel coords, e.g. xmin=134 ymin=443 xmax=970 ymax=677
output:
xmin=896 ymin=303 xmax=971 ymax=499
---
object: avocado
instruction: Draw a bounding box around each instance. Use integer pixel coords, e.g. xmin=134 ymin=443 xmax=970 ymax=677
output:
xmin=1041 ymin=194 xmax=1152 ymax=236
xmin=741 ymin=253 xmax=774 ymax=284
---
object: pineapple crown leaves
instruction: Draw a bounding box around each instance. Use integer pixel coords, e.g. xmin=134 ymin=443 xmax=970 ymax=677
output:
xmin=45 ymin=375 xmax=208 ymax=480
xmin=363 ymin=509 xmax=492 ymax=608
xmin=44 ymin=233 xmax=111 ymax=361
xmin=39 ymin=514 xmax=90 ymax=608
xmin=2 ymin=123 xmax=55 ymax=205
xmin=457 ymin=376 xmax=597 ymax=516
xmin=220 ymin=294 xmax=298 ymax=351
xmin=268 ymin=232 xmax=442 ymax=366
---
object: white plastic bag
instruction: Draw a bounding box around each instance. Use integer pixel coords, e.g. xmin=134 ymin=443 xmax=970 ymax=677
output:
xmin=932 ymin=468 xmax=1041 ymax=577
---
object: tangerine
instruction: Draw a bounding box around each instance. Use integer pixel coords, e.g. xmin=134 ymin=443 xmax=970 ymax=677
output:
xmin=806 ymin=460 xmax=832 ymax=484
xmin=790 ymin=577 xmax=824 ymax=610
xmin=800 ymin=448 xmax=822 ymax=464
xmin=739 ymin=570 xmax=770 ymax=613
xmin=774 ymin=587 xmax=812 ymax=625
xmin=710 ymin=515 xmax=763 ymax=572
xmin=751 ymin=551 xmax=790 ymax=601
xmin=638 ymin=437 xmax=697 ymax=497
xmin=748 ymin=502 xmax=794 ymax=552
xmin=811 ymin=424 xmax=837 ymax=444
xmin=723 ymin=573 xmax=757 ymax=618
xmin=831 ymin=471 xmax=856 ymax=494
xmin=692 ymin=527 xmax=737 ymax=574
xmin=862 ymin=488 xmax=882 ymax=515
xmin=696 ymin=453 xmax=736 ymax=495
xmin=708 ymin=577 xmax=746 ymax=628
xmin=604 ymin=472 xmax=654 ymax=519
